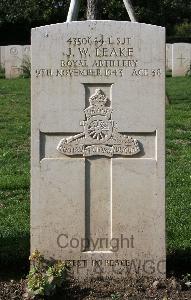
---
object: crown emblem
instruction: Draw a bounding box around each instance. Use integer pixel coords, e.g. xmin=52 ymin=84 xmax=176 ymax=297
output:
xmin=57 ymin=89 xmax=141 ymax=157
xmin=89 ymin=89 xmax=108 ymax=106
xmin=84 ymin=89 xmax=112 ymax=120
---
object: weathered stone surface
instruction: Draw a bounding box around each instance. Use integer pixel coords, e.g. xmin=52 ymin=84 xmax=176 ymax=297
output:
xmin=0 ymin=46 xmax=5 ymax=67
xmin=172 ymin=43 xmax=191 ymax=76
xmin=23 ymin=45 xmax=31 ymax=56
xmin=4 ymin=45 xmax=23 ymax=78
xmin=166 ymin=43 xmax=172 ymax=71
xmin=31 ymin=21 xmax=166 ymax=279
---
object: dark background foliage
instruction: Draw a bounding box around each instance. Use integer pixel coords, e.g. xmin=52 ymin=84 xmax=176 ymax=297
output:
xmin=0 ymin=0 xmax=191 ymax=44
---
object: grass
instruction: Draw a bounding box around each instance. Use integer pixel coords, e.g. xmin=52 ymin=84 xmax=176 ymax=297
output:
xmin=0 ymin=65 xmax=5 ymax=79
xmin=0 ymin=79 xmax=30 ymax=272
xmin=166 ymin=77 xmax=191 ymax=251
xmin=0 ymin=77 xmax=190 ymax=276
xmin=166 ymin=77 xmax=191 ymax=274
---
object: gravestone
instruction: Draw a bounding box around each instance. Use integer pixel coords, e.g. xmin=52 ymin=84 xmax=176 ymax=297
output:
xmin=23 ymin=45 xmax=31 ymax=59
xmin=23 ymin=45 xmax=31 ymax=55
xmin=172 ymin=43 xmax=191 ymax=76
xmin=31 ymin=21 xmax=166 ymax=279
xmin=4 ymin=45 xmax=23 ymax=78
xmin=0 ymin=46 xmax=5 ymax=68
xmin=166 ymin=43 xmax=172 ymax=71
xmin=22 ymin=45 xmax=31 ymax=74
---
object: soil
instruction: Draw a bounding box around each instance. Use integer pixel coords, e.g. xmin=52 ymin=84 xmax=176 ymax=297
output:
xmin=0 ymin=276 xmax=191 ymax=300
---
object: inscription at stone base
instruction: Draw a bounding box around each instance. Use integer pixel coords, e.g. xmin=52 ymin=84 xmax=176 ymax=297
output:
xmin=57 ymin=89 xmax=140 ymax=157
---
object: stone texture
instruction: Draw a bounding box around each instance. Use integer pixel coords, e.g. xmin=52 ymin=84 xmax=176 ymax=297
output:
xmin=172 ymin=43 xmax=191 ymax=77
xmin=4 ymin=45 xmax=23 ymax=78
xmin=31 ymin=21 xmax=166 ymax=279
xmin=166 ymin=43 xmax=172 ymax=71
xmin=0 ymin=46 xmax=5 ymax=68
xmin=23 ymin=45 xmax=31 ymax=62
xmin=23 ymin=45 xmax=31 ymax=56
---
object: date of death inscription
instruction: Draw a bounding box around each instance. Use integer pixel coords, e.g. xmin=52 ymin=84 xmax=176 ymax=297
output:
xmin=34 ymin=35 xmax=163 ymax=78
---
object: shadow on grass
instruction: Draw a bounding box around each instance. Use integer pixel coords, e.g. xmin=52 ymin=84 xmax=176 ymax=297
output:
xmin=0 ymin=234 xmax=30 ymax=280
xmin=167 ymin=248 xmax=191 ymax=278
xmin=166 ymin=72 xmax=172 ymax=77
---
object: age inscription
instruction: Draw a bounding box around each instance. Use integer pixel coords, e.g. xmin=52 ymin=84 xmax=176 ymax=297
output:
xmin=35 ymin=35 xmax=162 ymax=79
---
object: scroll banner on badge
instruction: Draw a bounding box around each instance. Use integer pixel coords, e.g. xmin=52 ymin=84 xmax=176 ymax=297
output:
xmin=57 ymin=89 xmax=141 ymax=158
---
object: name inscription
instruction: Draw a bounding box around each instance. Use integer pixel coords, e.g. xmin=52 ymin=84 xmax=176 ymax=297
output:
xmin=34 ymin=34 xmax=162 ymax=78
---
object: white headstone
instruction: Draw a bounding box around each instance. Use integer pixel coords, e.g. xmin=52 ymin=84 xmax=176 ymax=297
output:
xmin=31 ymin=21 xmax=166 ymax=279
xmin=0 ymin=46 xmax=6 ymax=68
xmin=4 ymin=45 xmax=23 ymax=78
xmin=166 ymin=43 xmax=172 ymax=71
xmin=172 ymin=43 xmax=191 ymax=76
xmin=23 ymin=45 xmax=31 ymax=58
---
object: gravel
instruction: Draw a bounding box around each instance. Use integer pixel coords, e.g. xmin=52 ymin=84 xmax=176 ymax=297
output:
xmin=0 ymin=276 xmax=191 ymax=300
